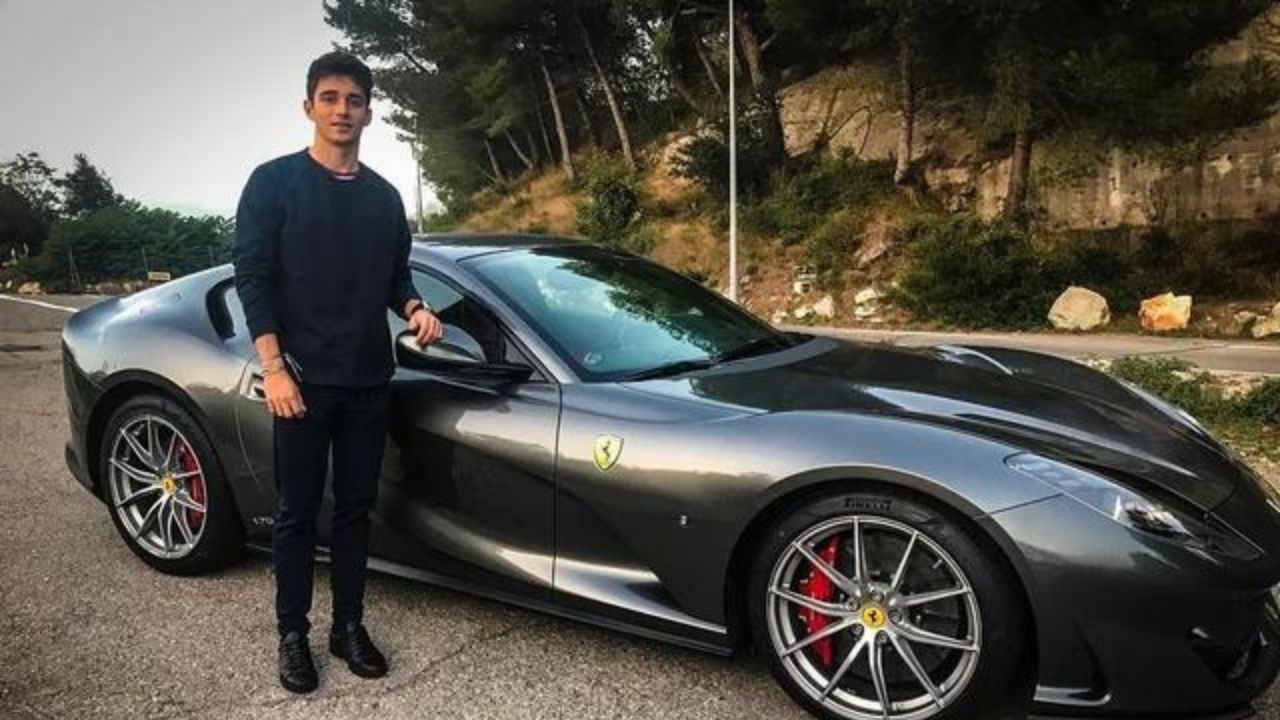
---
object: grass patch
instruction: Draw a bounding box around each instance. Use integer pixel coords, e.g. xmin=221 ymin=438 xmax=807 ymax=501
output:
xmin=1106 ymin=356 xmax=1280 ymax=463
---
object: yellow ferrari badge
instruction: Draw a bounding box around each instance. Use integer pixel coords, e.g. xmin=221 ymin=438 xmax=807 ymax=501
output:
xmin=162 ymin=475 xmax=177 ymax=495
xmin=593 ymin=435 xmax=624 ymax=471
xmin=861 ymin=605 xmax=887 ymax=629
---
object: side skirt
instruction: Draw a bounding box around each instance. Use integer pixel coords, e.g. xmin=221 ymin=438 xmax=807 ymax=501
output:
xmin=245 ymin=542 xmax=734 ymax=656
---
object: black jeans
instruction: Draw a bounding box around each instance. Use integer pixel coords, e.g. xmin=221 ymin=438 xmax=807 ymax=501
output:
xmin=272 ymin=382 xmax=389 ymax=637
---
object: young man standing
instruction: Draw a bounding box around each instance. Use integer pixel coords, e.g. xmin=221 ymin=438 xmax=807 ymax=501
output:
xmin=232 ymin=51 xmax=442 ymax=694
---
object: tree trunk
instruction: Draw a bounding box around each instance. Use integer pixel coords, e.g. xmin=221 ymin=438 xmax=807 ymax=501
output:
xmin=574 ymin=85 xmax=598 ymax=146
xmin=534 ymin=100 xmax=555 ymax=161
xmin=1003 ymin=61 xmax=1033 ymax=223
xmin=575 ymin=9 xmax=635 ymax=168
xmin=734 ymin=8 xmax=786 ymax=162
xmin=694 ymin=36 xmax=724 ymax=100
xmin=668 ymin=66 xmax=708 ymax=116
xmin=523 ymin=123 xmax=541 ymax=165
xmin=893 ymin=36 xmax=916 ymax=187
xmin=541 ymin=58 xmax=575 ymax=182
xmin=643 ymin=16 xmax=707 ymax=116
xmin=505 ymin=129 xmax=535 ymax=171
xmin=483 ymin=137 xmax=507 ymax=184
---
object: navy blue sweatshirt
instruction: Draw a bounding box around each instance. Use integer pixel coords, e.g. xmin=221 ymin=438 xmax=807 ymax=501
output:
xmin=232 ymin=149 xmax=420 ymax=387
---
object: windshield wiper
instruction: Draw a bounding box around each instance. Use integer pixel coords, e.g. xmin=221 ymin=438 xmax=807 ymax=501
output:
xmin=713 ymin=335 xmax=795 ymax=364
xmin=620 ymin=335 xmax=795 ymax=381
xmin=620 ymin=357 xmax=717 ymax=381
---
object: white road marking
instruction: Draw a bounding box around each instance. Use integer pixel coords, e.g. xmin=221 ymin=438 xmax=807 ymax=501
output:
xmin=0 ymin=295 xmax=79 ymax=313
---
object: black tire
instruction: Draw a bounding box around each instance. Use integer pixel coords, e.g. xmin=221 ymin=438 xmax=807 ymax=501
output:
xmin=747 ymin=487 xmax=1025 ymax=720
xmin=99 ymin=394 xmax=244 ymax=575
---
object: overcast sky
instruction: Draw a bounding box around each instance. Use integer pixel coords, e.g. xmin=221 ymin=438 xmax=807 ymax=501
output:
xmin=0 ymin=0 xmax=437 ymax=218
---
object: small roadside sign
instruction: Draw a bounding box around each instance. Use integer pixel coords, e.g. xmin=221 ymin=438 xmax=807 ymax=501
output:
xmin=147 ymin=271 xmax=172 ymax=282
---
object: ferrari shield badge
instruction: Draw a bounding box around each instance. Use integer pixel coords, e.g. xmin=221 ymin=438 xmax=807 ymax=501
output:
xmin=593 ymin=434 xmax=624 ymax=471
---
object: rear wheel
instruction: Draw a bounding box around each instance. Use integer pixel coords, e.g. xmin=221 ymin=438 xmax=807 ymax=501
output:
xmin=748 ymin=488 xmax=1024 ymax=720
xmin=99 ymin=394 xmax=243 ymax=574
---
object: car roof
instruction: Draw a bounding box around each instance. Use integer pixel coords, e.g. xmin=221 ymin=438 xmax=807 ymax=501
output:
xmin=409 ymin=232 xmax=592 ymax=263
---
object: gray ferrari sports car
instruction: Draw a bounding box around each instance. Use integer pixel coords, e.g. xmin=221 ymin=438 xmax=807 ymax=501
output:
xmin=61 ymin=234 xmax=1280 ymax=719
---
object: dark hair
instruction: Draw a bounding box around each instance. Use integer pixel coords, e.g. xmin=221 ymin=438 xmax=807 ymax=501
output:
xmin=306 ymin=51 xmax=374 ymax=101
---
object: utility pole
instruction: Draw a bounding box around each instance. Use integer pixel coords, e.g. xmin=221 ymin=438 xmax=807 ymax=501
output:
xmin=67 ymin=243 xmax=81 ymax=291
xmin=727 ymin=0 xmax=739 ymax=303
xmin=414 ymin=142 xmax=425 ymax=234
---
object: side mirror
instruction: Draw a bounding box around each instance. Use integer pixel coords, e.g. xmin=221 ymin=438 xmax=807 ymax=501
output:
xmin=395 ymin=326 xmax=533 ymax=383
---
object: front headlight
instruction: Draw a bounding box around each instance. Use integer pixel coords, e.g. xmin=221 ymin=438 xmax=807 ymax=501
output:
xmin=1006 ymin=453 xmax=1259 ymax=560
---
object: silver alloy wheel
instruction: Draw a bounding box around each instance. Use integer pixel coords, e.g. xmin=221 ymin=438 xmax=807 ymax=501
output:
xmin=107 ymin=414 xmax=208 ymax=560
xmin=766 ymin=515 xmax=982 ymax=720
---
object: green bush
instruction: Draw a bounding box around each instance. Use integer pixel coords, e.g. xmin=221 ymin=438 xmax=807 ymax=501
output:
xmin=1240 ymin=379 xmax=1280 ymax=425
xmin=895 ymin=216 xmax=1061 ymax=328
xmin=807 ymin=211 xmax=863 ymax=290
xmin=1108 ymin=356 xmax=1280 ymax=429
xmin=575 ymin=152 xmax=650 ymax=254
xmin=742 ymin=155 xmax=893 ymax=246
xmin=1108 ymin=356 xmax=1229 ymax=419
xmin=675 ymin=98 xmax=777 ymax=202
xmin=34 ymin=203 xmax=230 ymax=288
xmin=422 ymin=209 xmax=464 ymax=232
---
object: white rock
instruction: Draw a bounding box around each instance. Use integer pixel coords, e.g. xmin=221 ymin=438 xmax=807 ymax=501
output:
xmin=771 ymin=309 xmax=788 ymax=325
xmin=17 ymin=281 xmax=42 ymax=295
xmin=793 ymin=305 xmax=814 ymax=320
xmin=1251 ymin=319 xmax=1280 ymax=339
xmin=813 ymin=295 xmax=836 ymax=319
xmin=1252 ymin=303 xmax=1280 ymax=338
xmin=854 ymin=287 xmax=882 ymax=306
xmin=1047 ymin=286 xmax=1110 ymax=331
xmin=855 ymin=306 xmax=878 ymax=319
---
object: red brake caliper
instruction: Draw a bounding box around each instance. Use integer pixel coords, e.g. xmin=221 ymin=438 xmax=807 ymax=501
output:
xmin=797 ymin=535 xmax=841 ymax=667
xmin=178 ymin=443 xmax=205 ymax=530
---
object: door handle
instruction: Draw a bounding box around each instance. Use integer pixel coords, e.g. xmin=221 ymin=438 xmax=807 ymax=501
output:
xmin=241 ymin=371 xmax=267 ymax=402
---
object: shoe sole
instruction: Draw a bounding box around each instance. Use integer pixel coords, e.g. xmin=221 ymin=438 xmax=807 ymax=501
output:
xmin=279 ymin=674 xmax=318 ymax=694
xmin=328 ymin=640 xmax=388 ymax=679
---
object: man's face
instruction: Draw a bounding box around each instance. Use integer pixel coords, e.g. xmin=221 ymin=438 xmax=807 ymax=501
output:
xmin=303 ymin=74 xmax=371 ymax=146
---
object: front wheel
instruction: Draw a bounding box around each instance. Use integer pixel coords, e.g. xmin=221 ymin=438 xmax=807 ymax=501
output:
xmin=748 ymin=489 xmax=1024 ymax=720
xmin=99 ymin=394 xmax=243 ymax=575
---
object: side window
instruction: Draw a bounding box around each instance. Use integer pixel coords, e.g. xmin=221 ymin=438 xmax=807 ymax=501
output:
xmin=410 ymin=269 xmax=514 ymax=366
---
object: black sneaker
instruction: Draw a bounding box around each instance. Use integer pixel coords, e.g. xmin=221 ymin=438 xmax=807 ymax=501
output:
xmin=278 ymin=631 xmax=318 ymax=693
xmin=328 ymin=622 xmax=388 ymax=679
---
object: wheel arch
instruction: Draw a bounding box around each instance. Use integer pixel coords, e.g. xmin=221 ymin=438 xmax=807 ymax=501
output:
xmin=86 ymin=370 xmax=217 ymax=499
xmin=722 ymin=470 xmax=1040 ymax=691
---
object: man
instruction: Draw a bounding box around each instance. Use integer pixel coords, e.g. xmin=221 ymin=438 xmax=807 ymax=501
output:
xmin=232 ymin=51 xmax=442 ymax=694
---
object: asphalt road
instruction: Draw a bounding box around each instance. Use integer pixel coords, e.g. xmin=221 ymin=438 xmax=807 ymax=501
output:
xmin=784 ymin=325 xmax=1280 ymax=376
xmin=1 ymin=293 xmax=1279 ymax=720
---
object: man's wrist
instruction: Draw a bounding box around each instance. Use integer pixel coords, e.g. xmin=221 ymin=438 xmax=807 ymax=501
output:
xmin=406 ymin=299 xmax=432 ymax=317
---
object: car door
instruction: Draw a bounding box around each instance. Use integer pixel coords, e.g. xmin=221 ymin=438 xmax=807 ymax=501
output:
xmin=374 ymin=267 xmax=560 ymax=600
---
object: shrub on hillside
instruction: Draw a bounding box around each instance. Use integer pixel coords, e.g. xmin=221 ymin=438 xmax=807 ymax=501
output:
xmin=743 ymin=155 xmax=894 ymax=247
xmin=675 ymin=99 xmax=776 ymax=203
xmin=895 ymin=216 xmax=1061 ymax=328
xmin=575 ymin=152 xmax=650 ymax=255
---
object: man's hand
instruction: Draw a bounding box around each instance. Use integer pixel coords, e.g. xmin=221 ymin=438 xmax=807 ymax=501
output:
xmin=408 ymin=306 xmax=443 ymax=347
xmin=265 ymin=371 xmax=307 ymax=418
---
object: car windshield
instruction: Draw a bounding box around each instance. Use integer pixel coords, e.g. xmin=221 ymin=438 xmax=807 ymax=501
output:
xmin=463 ymin=246 xmax=789 ymax=382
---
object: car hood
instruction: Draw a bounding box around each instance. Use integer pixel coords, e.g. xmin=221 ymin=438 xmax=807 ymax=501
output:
xmin=623 ymin=336 xmax=1245 ymax=510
